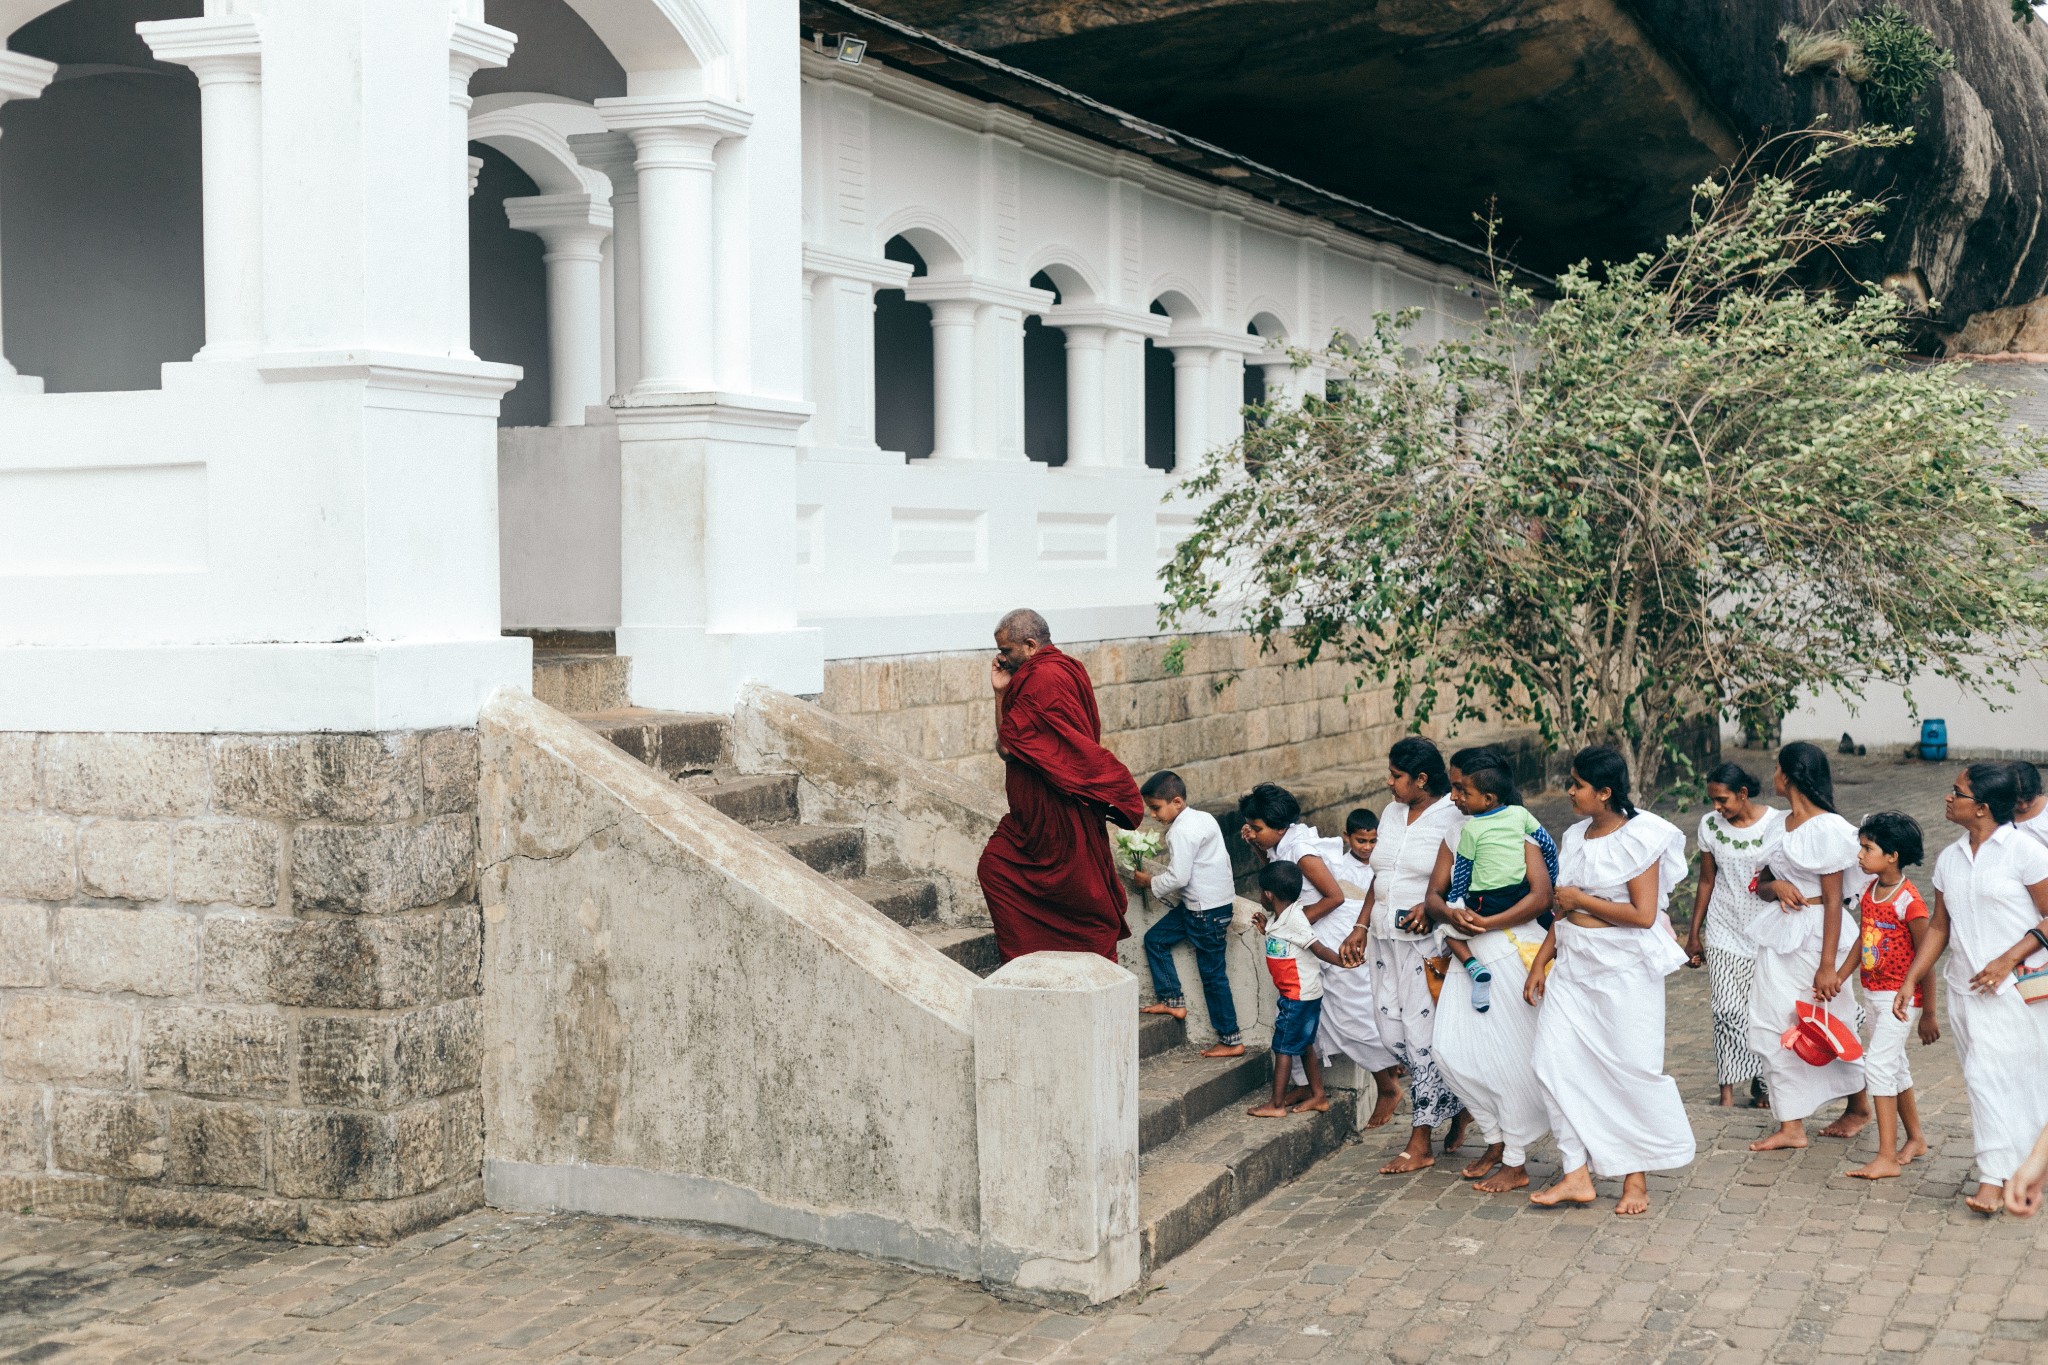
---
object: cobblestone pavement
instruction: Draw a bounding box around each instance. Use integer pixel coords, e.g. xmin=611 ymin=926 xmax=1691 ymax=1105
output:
xmin=6 ymin=752 xmax=2041 ymax=1365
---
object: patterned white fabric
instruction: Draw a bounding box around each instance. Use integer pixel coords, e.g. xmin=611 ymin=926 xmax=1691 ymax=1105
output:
xmin=1368 ymin=933 xmax=1462 ymax=1128
xmin=1704 ymin=947 xmax=1767 ymax=1087
xmin=1695 ymin=807 xmax=1786 ymax=959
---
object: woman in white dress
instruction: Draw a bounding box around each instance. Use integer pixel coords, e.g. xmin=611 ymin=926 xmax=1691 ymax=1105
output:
xmin=1748 ymin=742 xmax=1872 ymax=1152
xmin=2012 ymin=762 xmax=2047 ymax=850
xmin=1428 ymin=747 xmax=1555 ymax=1194
xmin=1682 ymin=762 xmax=1785 ymax=1108
xmin=1526 ymin=746 xmax=1695 ymax=1217
xmin=1338 ymin=737 xmax=1471 ymax=1173
xmin=1896 ymin=763 xmax=2048 ymax=1213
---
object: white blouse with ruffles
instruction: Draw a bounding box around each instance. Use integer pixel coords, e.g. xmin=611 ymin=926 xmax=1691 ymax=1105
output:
xmin=1556 ymin=811 xmax=1691 ymax=977
xmin=1747 ymin=810 xmax=1869 ymax=957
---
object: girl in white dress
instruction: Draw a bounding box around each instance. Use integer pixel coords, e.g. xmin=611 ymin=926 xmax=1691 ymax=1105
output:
xmin=1429 ymin=747 xmax=1556 ymax=1195
xmin=1285 ymin=813 xmax=1404 ymax=1126
xmin=2012 ymin=762 xmax=2048 ymax=851
xmin=1748 ymin=742 xmax=1872 ymax=1152
xmin=1527 ymin=746 xmax=1695 ymax=1217
xmin=1682 ymin=763 xmax=1785 ymax=1107
xmin=1896 ymin=763 xmax=2048 ymax=1214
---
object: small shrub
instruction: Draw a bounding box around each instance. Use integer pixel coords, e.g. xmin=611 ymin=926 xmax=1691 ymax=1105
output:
xmin=1840 ymin=4 xmax=1955 ymax=121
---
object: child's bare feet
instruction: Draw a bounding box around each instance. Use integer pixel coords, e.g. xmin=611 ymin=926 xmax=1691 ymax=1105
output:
xmin=1246 ymin=1103 xmax=1291 ymax=1118
xmin=1281 ymin=1085 xmax=1313 ymax=1107
xmin=1200 ymin=1043 xmax=1245 ymax=1059
xmin=1749 ymin=1123 xmax=1808 ymax=1152
xmin=1965 ymin=1181 xmax=2005 ymax=1214
xmin=1291 ymin=1096 xmax=1331 ymax=1113
xmin=1614 ymin=1173 xmax=1650 ymax=1216
xmin=1460 ymin=1143 xmax=1504 ymax=1180
xmin=1530 ymin=1166 xmax=1597 ymax=1207
xmin=1476 ymin=1164 xmax=1529 ymax=1194
xmin=1898 ymin=1137 xmax=1928 ymax=1164
xmin=1140 ymin=1002 xmax=1187 ymax=1020
xmin=1847 ymin=1153 xmax=1904 ymax=1180
xmin=1365 ymin=1080 xmax=1403 ymax=1129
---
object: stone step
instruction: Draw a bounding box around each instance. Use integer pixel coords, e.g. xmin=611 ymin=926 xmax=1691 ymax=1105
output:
xmin=1137 ymin=1046 xmax=1272 ymax=1154
xmin=766 ymin=824 xmax=866 ymax=879
xmin=839 ymin=875 xmax=940 ymax=927
xmin=1137 ymin=1089 xmax=1356 ymax=1274
xmin=577 ymin=709 xmax=727 ymax=778
xmin=912 ymin=923 xmax=1002 ymax=977
xmin=684 ymin=772 xmax=800 ymax=828
xmin=1139 ymin=1011 xmax=1186 ymax=1061
xmin=534 ymin=651 xmax=631 ymax=713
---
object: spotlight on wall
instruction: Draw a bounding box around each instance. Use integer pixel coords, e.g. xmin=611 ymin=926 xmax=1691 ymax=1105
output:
xmin=833 ymin=35 xmax=867 ymax=64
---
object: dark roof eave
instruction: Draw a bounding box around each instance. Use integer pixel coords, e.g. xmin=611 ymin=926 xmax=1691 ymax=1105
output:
xmin=799 ymin=0 xmax=1554 ymax=294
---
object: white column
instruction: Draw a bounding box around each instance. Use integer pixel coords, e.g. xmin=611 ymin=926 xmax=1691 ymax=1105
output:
xmin=570 ymin=132 xmax=642 ymax=398
xmin=977 ymin=303 xmax=1027 ymax=461
xmin=1169 ymin=346 xmax=1212 ymax=472
xmin=928 ymin=299 xmax=979 ymax=460
xmin=597 ymin=98 xmax=751 ymax=398
xmin=504 ymin=194 xmax=613 ymax=426
xmin=0 ymin=53 xmax=56 ymax=394
xmin=802 ymin=267 xmax=901 ymax=456
xmin=447 ymin=21 xmax=516 ymax=359
xmin=1212 ymin=351 xmax=1248 ymax=444
xmin=1062 ymin=324 xmax=1108 ymax=468
xmin=138 ymin=18 xmax=263 ymax=358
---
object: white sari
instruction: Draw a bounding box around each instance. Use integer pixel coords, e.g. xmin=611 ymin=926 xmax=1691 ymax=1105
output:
xmin=1533 ymin=813 xmax=1696 ymax=1178
xmin=1745 ymin=811 xmax=1869 ymax=1122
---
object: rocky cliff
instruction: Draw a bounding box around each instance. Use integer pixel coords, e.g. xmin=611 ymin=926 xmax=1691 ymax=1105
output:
xmin=862 ymin=0 xmax=2048 ymax=351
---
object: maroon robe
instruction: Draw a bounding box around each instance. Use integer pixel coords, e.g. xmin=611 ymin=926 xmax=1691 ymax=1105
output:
xmin=976 ymin=646 xmax=1144 ymax=962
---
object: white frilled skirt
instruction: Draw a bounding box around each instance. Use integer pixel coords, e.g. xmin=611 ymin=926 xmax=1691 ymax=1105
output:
xmin=1433 ymin=928 xmax=1550 ymax=1168
xmin=1947 ymin=979 xmax=2048 ymax=1184
xmin=1746 ymin=904 xmax=1864 ymax=1123
xmin=1533 ymin=922 xmax=1696 ymax=1179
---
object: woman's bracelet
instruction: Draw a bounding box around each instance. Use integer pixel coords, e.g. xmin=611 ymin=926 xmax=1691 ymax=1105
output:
xmin=2029 ymin=926 xmax=2048 ymax=955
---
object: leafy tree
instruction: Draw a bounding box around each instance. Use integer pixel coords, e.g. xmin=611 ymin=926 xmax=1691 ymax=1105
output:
xmin=1159 ymin=127 xmax=2048 ymax=794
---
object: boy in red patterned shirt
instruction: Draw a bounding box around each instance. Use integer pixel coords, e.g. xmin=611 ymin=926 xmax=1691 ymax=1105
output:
xmin=1848 ymin=811 xmax=1938 ymax=1181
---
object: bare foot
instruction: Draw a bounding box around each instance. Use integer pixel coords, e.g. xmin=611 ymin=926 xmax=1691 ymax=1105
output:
xmin=1381 ymin=1141 xmax=1436 ymax=1175
xmin=1247 ymin=1103 xmax=1291 ymax=1119
xmin=1368 ymin=1080 xmax=1400 ymax=1129
xmin=1847 ymin=1154 xmax=1903 ymax=1180
xmin=1444 ymin=1111 xmax=1472 ymax=1153
xmin=1614 ymin=1173 xmax=1650 ymax=1216
xmin=1475 ymin=1164 xmax=1529 ymax=1194
xmin=1898 ymin=1137 xmax=1928 ymax=1165
xmin=1200 ymin=1043 xmax=1246 ymax=1059
xmin=1819 ymin=1109 xmax=1872 ymax=1140
xmin=1965 ymin=1182 xmax=2005 ymax=1214
xmin=1292 ymin=1096 xmax=1331 ymax=1113
xmin=1530 ymin=1166 xmax=1598 ymax=1207
xmin=1140 ymin=1002 xmax=1187 ymax=1020
xmin=1461 ymin=1143 xmax=1505 ymax=1181
xmin=1281 ymin=1085 xmax=1313 ymax=1107
xmin=1716 ymin=1086 xmax=1735 ymax=1108
xmin=1749 ymin=1124 xmax=1808 ymax=1152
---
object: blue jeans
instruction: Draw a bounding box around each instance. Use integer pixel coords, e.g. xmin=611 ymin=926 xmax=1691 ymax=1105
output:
xmin=1143 ymin=903 xmax=1241 ymax=1043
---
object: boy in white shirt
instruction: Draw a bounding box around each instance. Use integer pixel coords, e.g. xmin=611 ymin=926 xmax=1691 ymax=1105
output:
xmin=1134 ymin=771 xmax=1244 ymax=1057
xmin=1250 ymin=860 xmax=1344 ymax=1116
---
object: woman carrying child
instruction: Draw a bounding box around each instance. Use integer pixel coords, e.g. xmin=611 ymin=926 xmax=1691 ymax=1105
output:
xmin=1682 ymin=763 xmax=1783 ymax=1109
xmin=1747 ymin=742 xmax=1871 ymax=1153
xmin=1426 ymin=747 xmax=1555 ymax=1194
xmin=1526 ymin=746 xmax=1695 ymax=1217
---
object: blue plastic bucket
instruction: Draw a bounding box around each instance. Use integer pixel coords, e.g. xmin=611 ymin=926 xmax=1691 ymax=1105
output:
xmin=1919 ymin=718 xmax=1948 ymax=762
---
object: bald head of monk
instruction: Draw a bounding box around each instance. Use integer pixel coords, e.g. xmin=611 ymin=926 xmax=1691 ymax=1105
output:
xmin=991 ymin=608 xmax=1051 ymax=689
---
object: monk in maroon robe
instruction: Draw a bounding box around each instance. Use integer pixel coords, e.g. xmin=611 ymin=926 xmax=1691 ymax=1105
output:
xmin=976 ymin=609 xmax=1144 ymax=962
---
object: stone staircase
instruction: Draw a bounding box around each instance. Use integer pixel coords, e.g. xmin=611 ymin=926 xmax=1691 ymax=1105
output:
xmin=530 ymin=645 xmax=1356 ymax=1279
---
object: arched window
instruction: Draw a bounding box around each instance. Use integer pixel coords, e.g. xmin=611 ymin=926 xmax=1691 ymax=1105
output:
xmin=873 ymin=234 xmax=933 ymax=460
xmin=2 ymin=0 xmax=204 ymax=392
xmin=1023 ymin=270 xmax=1066 ymax=466
xmin=1242 ymin=321 xmax=1268 ymax=418
xmin=469 ymin=144 xmax=551 ymax=428
xmin=1143 ymin=299 xmax=1174 ymax=471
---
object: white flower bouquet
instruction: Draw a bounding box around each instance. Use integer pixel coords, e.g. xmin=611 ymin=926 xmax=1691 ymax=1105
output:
xmin=1111 ymin=828 xmax=1165 ymax=871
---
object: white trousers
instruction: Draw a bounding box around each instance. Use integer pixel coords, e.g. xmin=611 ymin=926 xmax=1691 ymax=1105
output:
xmin=1948 ymin=982 xmax=2048 ymax=1184
xmin=1860 ymin=990 xmax=1917 ymax=1098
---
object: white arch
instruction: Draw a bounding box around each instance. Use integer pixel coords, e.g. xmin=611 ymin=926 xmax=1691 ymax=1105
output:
xmin=470 ymin=94 xmax=611 ymax=197
xmin=1144 ymin=274 xmax=1210 ymax=326
xmin=1020 ymin=249 xmax=1102 ymax=308
xmin=1245 ymin=304 xmax=1291 ymax=341
xmin=875 ymin=208 xmax=971 ymax=276
xmin=561 ymin=0 xmax=728 ymax=96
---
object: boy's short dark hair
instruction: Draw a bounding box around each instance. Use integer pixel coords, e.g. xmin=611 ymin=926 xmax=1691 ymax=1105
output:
xmin=1344 ymin=807 xmax=1379 ymax=835
xmin=1140 ymin=770 xmax=1187 ymax=802
xmin=1258 ymin=860 xmax=1304 ymax=905
xmin=1239 ymin=783 xmax=1301 ymax=829
xmin=1859 ymin=810 xmax=1924 ymax=868
xmin=1465 ymin=763 xmax=1520 ymax=806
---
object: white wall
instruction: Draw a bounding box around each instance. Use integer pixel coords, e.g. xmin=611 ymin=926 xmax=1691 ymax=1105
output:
xmin=1782 ymin=662 xmax=2048 ymax=758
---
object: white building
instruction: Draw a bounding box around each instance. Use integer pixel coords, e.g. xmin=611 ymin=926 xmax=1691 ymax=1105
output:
xmin=0 ymin=0 xmax=1493 ymax=726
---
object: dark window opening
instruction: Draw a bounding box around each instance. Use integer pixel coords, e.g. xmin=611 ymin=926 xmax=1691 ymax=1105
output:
xmin=1024 ymin=270 xmax=1067 ymax=466
xmin=874 ymin=235 xmax=934 ymax=459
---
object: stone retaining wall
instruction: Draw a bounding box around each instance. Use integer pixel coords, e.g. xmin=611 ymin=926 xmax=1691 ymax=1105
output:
xmin=821 ymin=632 xmax=1424 ymax=807
xmin=0 ymin=730 xmax=485 ymax=1243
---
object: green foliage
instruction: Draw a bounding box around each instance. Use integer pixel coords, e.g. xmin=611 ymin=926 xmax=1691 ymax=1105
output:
xmin=2014 ymin=0 xmax=2036 ymax=25
xmin=1840 ymin=5 xmax=1955 ymax=121
xmin=1158 ymin=127 xmax=2048 ymax=794
xmin=1161 ymin=635 xmax=1190 ymax=677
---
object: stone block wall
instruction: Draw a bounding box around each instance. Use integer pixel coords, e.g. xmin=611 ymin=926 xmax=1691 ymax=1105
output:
xmin=0 ymin=730 xmax=485 ymax=1243
xmin=820 ymin=632 xmax=1428 ymax=808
